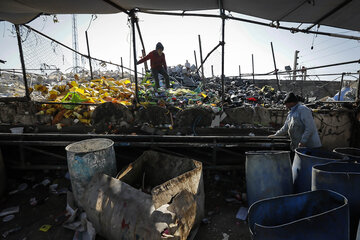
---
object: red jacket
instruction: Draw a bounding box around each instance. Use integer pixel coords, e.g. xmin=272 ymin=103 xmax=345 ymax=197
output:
xmin=137 ymin=50 xmax=167 ymax=70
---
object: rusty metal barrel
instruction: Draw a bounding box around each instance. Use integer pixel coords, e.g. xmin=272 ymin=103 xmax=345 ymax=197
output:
xmin=292 ymin=147 xmax=343 ymax=193
xmin=246 ymin=151 xmax=293 ymax=206
xmin=313 ymin=162 xmax=360 ymax=240
xmin=248 ymin=190 xmax=349 ymax=240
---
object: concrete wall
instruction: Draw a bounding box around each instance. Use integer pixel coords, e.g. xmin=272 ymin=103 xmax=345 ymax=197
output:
xmin=224 ymin=106 xmax=353 ymax=150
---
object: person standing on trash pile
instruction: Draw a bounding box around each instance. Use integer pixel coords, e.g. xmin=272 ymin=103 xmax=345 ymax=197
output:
xmin=268 ymin=92 xmax=322 ymax=150
xmin=137 ymin=42 xmax=170 ymax=90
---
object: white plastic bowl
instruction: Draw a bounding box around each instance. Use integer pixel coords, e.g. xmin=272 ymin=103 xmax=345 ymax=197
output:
xmin=10 ymin=127 xmax=24 ymax=134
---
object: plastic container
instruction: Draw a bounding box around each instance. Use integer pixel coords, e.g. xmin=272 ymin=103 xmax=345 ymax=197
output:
xmin=334 ymin=147 xmax=360 ymax=162
xmin=248 ymin=190 xmax=349 ymax=240
xmin=313 ymin=162 xmax=360 ymax=240
xmin=292 ymin=147 xmax=343 ymax=193
xmin=65 ymin=138 xmax=116 ymax=207
xmin=246 ymin=151 xmax=293 ymax=206
xmin=10 ymin=127 xmax=24 ymax=134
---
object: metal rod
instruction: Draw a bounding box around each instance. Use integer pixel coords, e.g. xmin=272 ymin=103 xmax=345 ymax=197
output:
xmin=138 ymin=10 xmax=360 ymax=41
xmin=198 ymin=35 xmax=205 ymax=80
xmin=85 ymin=31 xmax=94 ymax=80
xmin=0 ymin=97 xmax=29 ymax=103
xmin=121 ymin=57 xmax=124 ymax=78
xmin=196 ymin=42 xmax=222 ymax=73
xmin=135 ymin=18 xmax=149 ymax=71
xmin=23 ymin=146 xmax=66 ymax=160
xmin=15 ymin=25 xmax=30 ymax=100
xmin=239 ymin=65 xmax=241 ymax=78
xmin=211 ymin=65 xmax=214 ymax=77
xmin=306 ymin=0 xmax=352 ymax=31
xmin=101 ymin=0 xmax=129 ymax=14
xmin=252 ymin=54 xmax=255 ymax=84
xmin=220 ymin=0 xmax=226 ymax=105
xmin=131 ymin=11 xmax=139 ymax=103
xmin=338 ymin=72 xmax=345 ymax=100
xmin=194 ymin=50 xmax=198 ymax=70
xmin=271 ymin=42 xmax=281 ymax=91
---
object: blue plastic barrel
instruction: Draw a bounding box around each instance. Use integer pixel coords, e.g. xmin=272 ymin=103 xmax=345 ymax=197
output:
xmin=246 ymin=151 xmax=293 ymax=206
xmin=292 ymin=147 xmax=343 ymax=193
xmin=334 ymin=147 xmax=360 ymax=162
xmin=248 ymin=190 xmax=349 ymax=240
xmin=312 ymin=162 xmax=360 ymax=240
xmin=66 ymin=138 xmax=117 ymax=207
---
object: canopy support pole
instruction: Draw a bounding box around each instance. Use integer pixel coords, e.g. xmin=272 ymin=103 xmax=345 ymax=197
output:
xmin=15 ymin=25 xmax=30 ymax=101
xmin=130 ymin=10 xmax=139 ymax=103
xmin=220 ymin=0 xmax=226 ymax=105
xmin=135 ymin=18 xmax=148 ymax=71
xmin=85 ymin=31 xmax=94 ymax=80
xmin=196 ymin=42 xmax=222 ymax=73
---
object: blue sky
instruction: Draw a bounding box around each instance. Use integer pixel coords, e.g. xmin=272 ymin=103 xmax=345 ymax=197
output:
xmin=1 ymin=11 xmax=360 ymax=81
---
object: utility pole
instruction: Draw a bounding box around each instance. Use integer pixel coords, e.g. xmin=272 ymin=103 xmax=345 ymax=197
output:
xmin=292 ymin=50 xmax=299 ymax=82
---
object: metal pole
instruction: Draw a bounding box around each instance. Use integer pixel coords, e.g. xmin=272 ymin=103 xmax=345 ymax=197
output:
xmin=211 ymin=65 xmax=214 ymax=77
xmin=271 ymin=42 xmax=281 ymax=91
xmin=85 ymin=31 xmax=94 ymax=80
xmin=252 ymin=54 xmax=255 ymax=84
xmin=135 ymin=17 xmax=149 ymax=71
xmin=15 ymin=25 xmax=30 ymax=100
xmin=194 ymin=50 xmax=198 ymax=70
xmin=338 ymin=72 xmax=345 ymax=101
xmin=198 ymin=35 xmax=205 ymax=80
xmin=131 ymin=11 xmax=139 ymax=103
xmin=357 ymin=70 xmax=360 ymax=102
xmin=220 ymin=0 xmax=225 ymax=104
xmin=293 ymin=50 xmax=299 ymax=81
xmin=239 ymin=65 xmax=241 ymax=78
xmin=121 ymin=57 xmax=124 ymax=78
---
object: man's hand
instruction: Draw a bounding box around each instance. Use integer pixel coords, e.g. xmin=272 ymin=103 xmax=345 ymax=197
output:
xmin=298 ymin=142 xmax=305 ymax=147
xmin=268 ymin=135 xmax=276 ymax=138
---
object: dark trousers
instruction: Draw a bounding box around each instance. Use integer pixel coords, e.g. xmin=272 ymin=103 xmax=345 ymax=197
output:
xmin=152 ymin=67 xmax=170 ymax=89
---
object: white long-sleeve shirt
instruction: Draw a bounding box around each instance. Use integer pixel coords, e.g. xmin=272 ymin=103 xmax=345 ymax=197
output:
xmin=275 ymin=103 xmax=322 ymax=150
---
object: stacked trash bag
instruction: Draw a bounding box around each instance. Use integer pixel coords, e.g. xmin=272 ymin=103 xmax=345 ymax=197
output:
xmin=245 ymin=147 xmax=360 ymax=240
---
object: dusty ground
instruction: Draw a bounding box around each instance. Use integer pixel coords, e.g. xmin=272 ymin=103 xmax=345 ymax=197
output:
xmin=0 ymin=169 xmax=251 ymax=240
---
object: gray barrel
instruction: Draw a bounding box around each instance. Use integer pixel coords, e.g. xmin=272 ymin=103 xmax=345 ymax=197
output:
xmin=65 ymin=138 xmax=116 ymax=207
xmin=248 ymin=190 xmax=349 ymax=240
xmin=246 ymin=151 xmax=293 ymax=206
xmin=312 ymin=162 xmax=360 ymax=240
xmin=292 ymin=147 xmax=343 ymax=193
xmin=334 ymin=147 xmax=360 ymax=162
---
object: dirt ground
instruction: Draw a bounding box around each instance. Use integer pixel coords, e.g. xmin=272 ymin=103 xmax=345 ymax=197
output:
xmin=0 ymin=169 xmax=251 ymax=240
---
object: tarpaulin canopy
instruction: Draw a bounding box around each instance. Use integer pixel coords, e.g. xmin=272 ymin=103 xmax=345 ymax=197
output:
xmin=1 ymin=0 xmax=360 ymax=32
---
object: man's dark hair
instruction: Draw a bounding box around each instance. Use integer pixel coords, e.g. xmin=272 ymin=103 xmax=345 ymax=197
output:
xmin=284 ymin=92 xmax=298 ymax=103
xmin=156 ymin=42 xmax=164 ymax=50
